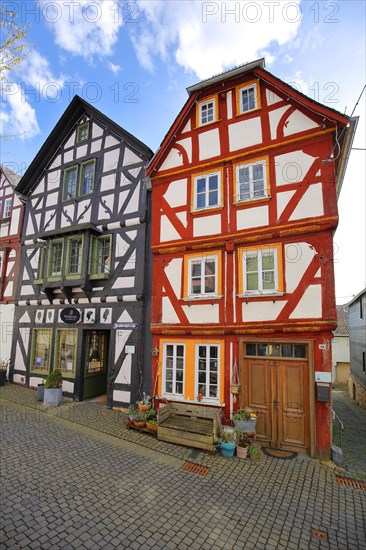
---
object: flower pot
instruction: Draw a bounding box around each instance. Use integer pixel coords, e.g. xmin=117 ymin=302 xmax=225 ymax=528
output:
xmin=36 ymin=384 xmax=45 ymax=401
xmin=220 ymin=441 xmax=236 ymax=457
xmin=236 ymin=445 xmax=248 ymax=459
xmin=0 ymin=370 xmax=6 ymax=387
xmin=43 ymin=387 xmax=62 ymax=407
xmin=249 ymin=450 xmax=263 ymax=462
xmin=234 ymin=419 xmax=257 ymax=432
xmin=146 ymin=421 xmax=157 ymax=432
xmin=138 ymin=403 xmax=151 ymax=412
xmin=133 ymin=420 xmax=146 ymax=428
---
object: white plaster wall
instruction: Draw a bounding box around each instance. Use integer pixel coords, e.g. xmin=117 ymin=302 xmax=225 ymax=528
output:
xmin=182 ymin=304 xmax=219 ymax=323
xmin=91 ymin=139 xmax=102 ymax=153
xmin=165 ymin=258 xmax=182 ymax=298
xmin=115 ymin=354 xmax=132 ymax=384
xmin=63 ymin=150 xmax=74 ymax=164
xmin=160 ymin=148 xmax=184 ymax=171
xmin=62 ymin=381 xmax=74 ymax=393
xmin=227 ymin=91 xmax=233 ymax=119
xmin=236 ymin=205 xmax=268 ymax=230
xmin=47 ymin=170 xmax=61 ymax=190
xmin=76 ymin=145 xmax=88 ymax=159
xmin=113 ymin=390 xmax=130 ymax=404
xmin=177 ymin=138 xmax=192 ymax=163
xmin=92 ymin=123 xmax=103 ymax=138
xmin=103 ymin=150 xmax=120 ymax=173
xmin=162 ymin=297 xmax=180 ymax=323
xmin=105 ymin=136 xmax=120 ymax=148
xmin=46 ymin=191 xmax=58 ymax=208
xmin=229 ymin=117 xmax=262 ymax=151
xmin=182 ymin=120 xmax=191 ymax=133
xmin=14 ymin=326 xmax=30 ymax=372
xmin=275 ymin=151 xmax=316 ymax=186
xmin=284 ymin=110 xmax=319 ymax=136
xmin=9 ymin=208 xmax=20 ymax=235
xmin=29 ymin=376 xmax=45 ymax=388
xmin=4 ymin=281 xmax=13 ymax=297
xmin=160 ymin=215 xmax=181 ymax=242
xmin=111 ymin=277 xmax=135 ymax=289
xmin=266 ymin=89 xmax=282 ymax=105
xmin=13 ymin=374 xmax=25 ymax=384
xmin=101 ymin=174 xmax=116 ymax=192
xmin=98 ymin=194 xmax=114 ymax=220
xmin=77 ymin=200 xmax=91 ymax=223
xmin=277 ymin=190 xmax=296 ymax=218
xmin=332 ymin=336 xmax=350 ymax=365
xmin=164 ymin=179 xmax=187 ymax=208
xmin=50 ymin=154 xmax=61 ymax=169
xmin=199 ymin=129 xmax=220 ymax=160
xmin=290 ymin=284 xmax=322 ymax=319
xmin=289 ymin=183 xmax=324 ymax=220
xmin=124 ymin=185 xmax=140 ymax=215
xmin=285 ymin=242 xmax=316 ymax=293
xmin=269 ymin=106 xmax=291 ymax=140
xmin=123 ymin=147 xmax=141 ymax=166
xmin=242 ymin=300 xmax=286 ymax=322
xmin=0 ymin=304 xmax=14 ymax=359
xmin=193 ymin=214 xmax=221 ymax=237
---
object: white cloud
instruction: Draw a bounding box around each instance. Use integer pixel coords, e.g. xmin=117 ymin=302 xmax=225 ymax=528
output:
xmin=43 ymin=0 xmax=124 ymax=59
xmin=0 ymin=84 xmax=40 ymax=139
xmin=133 ymin=0 xmax=302 ymax=79
xmin=108 ymin=61 xmax=122 ymax=75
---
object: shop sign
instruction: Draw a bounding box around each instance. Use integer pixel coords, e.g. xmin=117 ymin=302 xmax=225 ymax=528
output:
xmin=60 ymin=307 xmax=80 ymax=324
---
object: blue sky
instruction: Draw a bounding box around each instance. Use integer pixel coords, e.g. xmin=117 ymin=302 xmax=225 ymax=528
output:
xmin=1 ymin=0 xmax=365 ymax=303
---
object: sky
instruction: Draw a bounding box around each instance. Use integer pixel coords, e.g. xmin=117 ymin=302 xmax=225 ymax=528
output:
xmin=1 ymin=0 xmax=365 ymax=304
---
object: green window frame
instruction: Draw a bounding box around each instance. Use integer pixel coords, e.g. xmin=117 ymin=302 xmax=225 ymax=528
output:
xmin=89 ymin=235 xmax=112 ymax=279
xmin=77 ymin=123 xmax=89 ymax=143
xmin=55 ymin=328 xmax=78 ymax=377
xmin=48 ymin=239 xmax=64 ymax=280
xmin=30 ymin=328 xmax=52 ymax=374
xmin=79 ymin=160 xmax=95 ymax=196
xmin=34 ymin=245 xmax=46 ymax=285
xmin=66 ymin=236 xmax=83 ymax=279
xmin=63 ymin=166 xmax=78 ymax=201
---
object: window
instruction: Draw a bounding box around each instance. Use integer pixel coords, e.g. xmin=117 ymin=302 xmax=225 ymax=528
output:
xmin=197 ymin=97 xmax=217 ymax=126
xmin=163 ymin=343 xmax=185 ymax=396
xmin=239 ymin=245 xmax=283 ymax=295
xmin=235 ymin=160 xmax=268 ymax=202
xmin=66 ymin=237 xmax=83 ymax=276
xmin=89 ymin=235 xmax=111 ymax=279
xmin=63 ymin=166 xmax=78 ymax=200
xmin=56 ymin=329 xmax=77 ymax=376
xmin=77 ymin=123 xmax=89 ymax=143
xmin=31 ymin=329 xmax=52 ymax=374
xmin=193 ymin=171 xmax=221 ymax=210
xmin=48 ymin=240 xmax=64 ymax=278
xmin=189 ymin=256 xmax=217 ymax=297
xmin=238 ymin=82 xmax=259 ymax=114
xmin=79 ymin=160 xmax=95 ymax=196
xmin=86 ymin=331 xmax=107 ymax=374
xmin=196 ymin=344 xmax=219 ymax=400
xmin=34 ymin=246 xmax=46 ymax=284
xmin=3 ymin=198 xmax=12 ymax=219
xmin=245 ymin=342 xmax=307 ymax=359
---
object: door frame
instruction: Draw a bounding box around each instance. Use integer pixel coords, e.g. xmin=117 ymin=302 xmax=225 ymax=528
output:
xmin=239 ymin=338 xmax=316 ymax=457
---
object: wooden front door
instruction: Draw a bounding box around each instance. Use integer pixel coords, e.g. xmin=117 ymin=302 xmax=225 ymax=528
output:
xmin=240 ymin=342 xmax=310 ymax=453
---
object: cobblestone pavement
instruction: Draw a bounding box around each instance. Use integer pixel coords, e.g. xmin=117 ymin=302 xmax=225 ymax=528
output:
xmin=1 ymin=385 xmax=366 ymax=549
xmin=332 ymin=388 xmax=366 ymax=480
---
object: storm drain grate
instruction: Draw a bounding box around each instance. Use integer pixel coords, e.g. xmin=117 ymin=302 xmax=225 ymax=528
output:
xmin=336 ymin=477 xmax=366 ymax=490
xmin=311 ymin=529 xmax=328 ymax=542
xmin=181 ymin=462 xmax=210 ymax=476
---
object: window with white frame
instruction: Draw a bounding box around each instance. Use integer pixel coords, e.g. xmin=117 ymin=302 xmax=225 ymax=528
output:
xmin=196 ymin=344 xmax=219 ymax=400
xmin=235 ymin=160 xmax=267 ymax=202
xmin=194 ymin=172 xmax=220 ymax=210
xmin=3 ymin=198 xmax=12 ymax=218
xmin=189 ymin=255 xmax=217 ymax=297
xmin=243 ymin=248 xmax=279 ymax=294
xmin=198 ymin=98 xmax=216 ymax=125
xmin=239 ymin=83 xmax=258 ymax=113
xmin=163 ymin=343 xmax=185 ymax=396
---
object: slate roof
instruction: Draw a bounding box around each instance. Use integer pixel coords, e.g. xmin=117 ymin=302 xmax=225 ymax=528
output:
xmin=334 ymin=305 xmax=350 ymax=336
xmin=0 ymin=164 xmax=21 ymax=188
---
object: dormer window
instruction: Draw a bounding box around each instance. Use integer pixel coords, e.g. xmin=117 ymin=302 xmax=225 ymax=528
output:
xmin=197 ymin=96 xmax=217 ymax=126
xmin=77 ymin=123 xmax=89 ymax=143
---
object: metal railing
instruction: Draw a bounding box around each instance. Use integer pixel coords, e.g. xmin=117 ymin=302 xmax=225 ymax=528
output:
xmin=332 ymin=409 xmax=344 ymax=449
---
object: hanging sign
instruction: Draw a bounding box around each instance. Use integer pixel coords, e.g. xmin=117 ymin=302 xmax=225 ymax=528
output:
xmin=60 ymin=307 xmax=80 ymax=324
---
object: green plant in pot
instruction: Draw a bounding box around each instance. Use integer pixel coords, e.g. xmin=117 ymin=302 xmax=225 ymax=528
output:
xmin=43 ymin=369 xmax=63 ymax=407
xmin=233 ymin=407 xmax=257 ymax=432
xmin=146 ymin=408 xmax=158 ymax=431
xmin=236 ymin=431 xmax=249 ymax=459
xmin=248 ymin=442 xmax=263 ymax=462
xmin=220 ymin=428 xmax=237 ymax=457
xmin=133 ymin=412 xmax=146 ymax=428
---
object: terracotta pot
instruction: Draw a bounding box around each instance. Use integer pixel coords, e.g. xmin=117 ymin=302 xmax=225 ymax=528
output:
xmin=236 ymin=445 xmax=248 ymax=459
xmin=146 ymin=421 xmax=158 ymax=432
xmin=138 ymin=403 xmax=151 ymax=412
xmin=133 ymin=420 xmax=146 ymax=428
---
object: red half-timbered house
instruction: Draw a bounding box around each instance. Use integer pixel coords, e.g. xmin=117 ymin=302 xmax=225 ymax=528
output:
xmin=147 ymin=59 xmax=357 ymax=457
xmin=0 ymin=164 xmax=24 ymax=361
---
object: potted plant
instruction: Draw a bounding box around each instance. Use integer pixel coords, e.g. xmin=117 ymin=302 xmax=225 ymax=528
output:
xmin=219 ymin=428 xmax=236 ymax=457
xmin=233 ymin=407 xmax=257 ymax=432
xmin=146 ymin=408 xmax=157 ymax=430
xmin=133 ymin=412 xmax=146 ymax=428
xmin=236 ymin=431 xmax=249 ymax=459
xmin=137 ymin=392 xmax=151 ymax=412
xmin=43 ymin=369 xmax=63 ymax=407
xmin=127 ymin=407 xmax=138 ymax=425
xmin=248 ymin=442 xmax=263 ymax=462
xmin=0 ymin=358 xmax=9 ymax=387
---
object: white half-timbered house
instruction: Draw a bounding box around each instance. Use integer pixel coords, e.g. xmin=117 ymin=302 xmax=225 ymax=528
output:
xmin=10 ymin=96 xmax=153 ymax=407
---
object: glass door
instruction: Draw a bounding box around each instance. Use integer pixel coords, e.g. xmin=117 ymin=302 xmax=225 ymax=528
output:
xmin=83 ymin=330 xmax=109 ymax=399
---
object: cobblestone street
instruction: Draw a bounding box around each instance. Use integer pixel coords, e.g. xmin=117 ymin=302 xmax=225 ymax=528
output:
xmin=1 ymin=386 xmax=366 ymax=549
